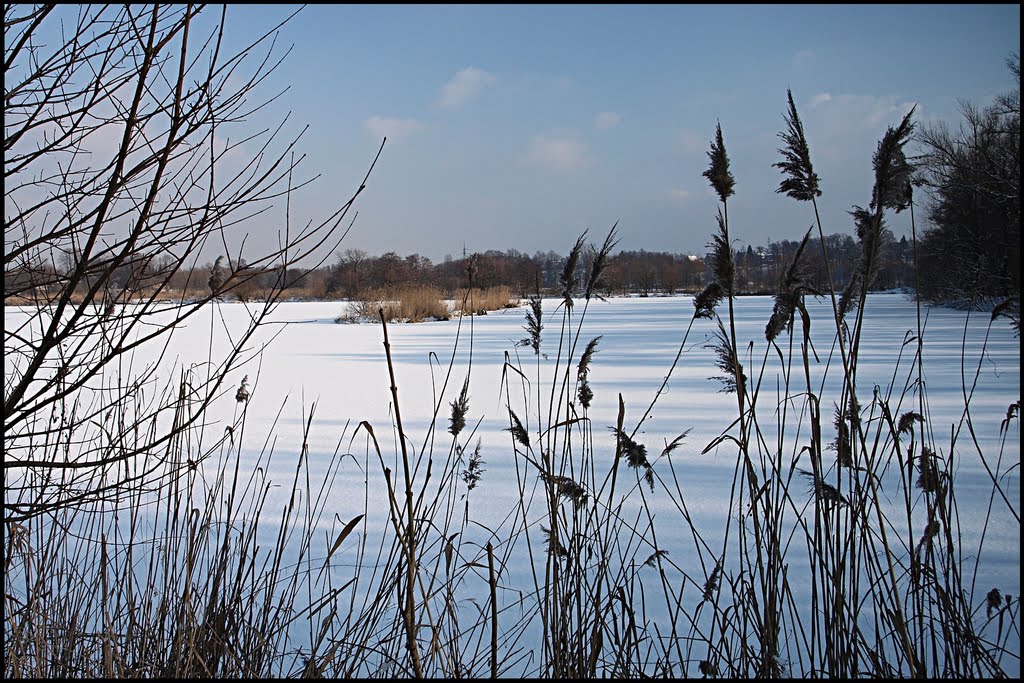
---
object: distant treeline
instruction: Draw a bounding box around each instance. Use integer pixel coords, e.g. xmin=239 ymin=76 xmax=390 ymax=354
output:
xmin=0 ymin=229 xmax=939 ymax=304
xmin=6 ymin=231 xmax=924 ymax=303
xmin=92 ymin=231 xmax=919 ymax=301
xmin=303 ymin=231 xmax=917 ymax=299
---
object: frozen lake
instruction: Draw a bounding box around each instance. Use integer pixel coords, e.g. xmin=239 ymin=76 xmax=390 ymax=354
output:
xmin=4 ymin=292 xmax=1019 ymax=676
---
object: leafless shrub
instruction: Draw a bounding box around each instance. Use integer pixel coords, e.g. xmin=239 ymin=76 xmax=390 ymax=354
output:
xmin=4 ymin=4 xmax=379 ymax=519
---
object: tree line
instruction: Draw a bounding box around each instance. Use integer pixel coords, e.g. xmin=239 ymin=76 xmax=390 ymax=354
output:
xmin=297 ymin=231 xmax=916 ymax=300
xmin=0 ymin=228 xmax=929 ymax=302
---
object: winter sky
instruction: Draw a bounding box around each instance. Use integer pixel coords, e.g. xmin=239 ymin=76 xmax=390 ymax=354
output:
xmin=212 ymin=4 xmax=1020 ymax=262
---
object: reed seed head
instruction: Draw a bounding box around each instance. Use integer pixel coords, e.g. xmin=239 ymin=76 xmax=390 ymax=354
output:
xmin=766 ymin=227 xmax=819 ymax=342
xmin=235 ymin=375 xmax=250 ymax=403
xmin=541 ymin=472 xmax=588 ymax=507
xmin=916 ymin=447 xmax=941 ymax=493
xmin=706 ymin=320 xmax=745 ymax=395
xmin=897 ymin=411 xmax=924 ymax=435
xmin=518 ymin=295 xmax=543 ymax=354
xmin=585 ymin=224 xmax=620 ymax=300
xmin=871 ymin=107 xmax=916 ymax=213
xmin=208 ymin=255 xmax=225 ymax=294
xmin=576 ymin=336 xmax=602 ymax=409
xmin=694 ymin=281 xmax=725 ymax=320
xmin=449 ymin=375 xmax=470 ymax=437
xmin=560 ymin=232 xmax=588 ymax=308
xmin=460 ymin=440 xmax=485 ymax=491
xmin=540 ymin=525 xmax=568 ymax=558
xmin=987 ymin=588 xmax=1004 ymax=618
xmin=643 ymin=549 xmax=669 ymax=568
xmin=774 ymin=89 xmax=821 ymax=201
xmin=829 ymin=404 xmax=853 ymax=468
xmin=800 ymin=469 xmax=849 ymax=508
xmin=694 ymin=211 xmax=735 ymax=319
xmin=703 ymin=122 xmax=735 ymax=203
xmin=702 ymin=560 xmax=722 ymax=602
xmin=611 ymin=427 xmax=654 ymax=490
xmin=506 ymin=407 xmax=531 ymax=449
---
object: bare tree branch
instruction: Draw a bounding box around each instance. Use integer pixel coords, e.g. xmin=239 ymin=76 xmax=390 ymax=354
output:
xmin=4 ymin=4 xmax=381 ymax=520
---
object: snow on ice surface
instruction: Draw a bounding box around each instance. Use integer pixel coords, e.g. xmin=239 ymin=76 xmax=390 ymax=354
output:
xmin=5 ymin=292 xmax=1020 ymax=675
xmin=9 ymin=293 xmax=1019 ymax=558
xmin=91 ymin=294 xmax=1016 ymax=575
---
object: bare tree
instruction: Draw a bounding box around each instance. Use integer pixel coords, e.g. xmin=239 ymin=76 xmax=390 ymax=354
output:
xmin=914 ymin=53 xmax=1020 ymax=308
xmin=4 ymin=4 xmax=382 ymax=520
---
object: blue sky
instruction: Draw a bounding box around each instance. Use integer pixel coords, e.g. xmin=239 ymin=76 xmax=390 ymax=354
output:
xmin=218 ymin=4 xmax=1020 ymax=263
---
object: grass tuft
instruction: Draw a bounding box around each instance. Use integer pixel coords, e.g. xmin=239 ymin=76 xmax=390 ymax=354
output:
xmin=454 ymin=286 xmax=520 ymax=315
xmin=340 ymin=285 xmax=451 ymax=323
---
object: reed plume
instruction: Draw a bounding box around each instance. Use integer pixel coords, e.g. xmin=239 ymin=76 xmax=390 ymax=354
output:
xmin=235 ymin=375 xmax=250 ymax=403
xmin=991 ymin=296 xmax=1020 ymax=337
xmin=449 ymin=375 xmax=470 ymax=437
xmin=694 ymin=211 xmax=734 ymax=319
xmin=916 ymin=446 xmax=941 ymax=493
xmin=460 ymin=440 xmax=485 ymax=491
xmin=702 ymin=560 xmax=722 ymax=602
xmin=561 ymin=232 xmax=588 ymax=308
xmin=660 ymin=432 xmax=690 ymax=457
xmin=519 ymin=295 xmax=543 ymax=354
xmin=642 ymin=549 xmax=669 ymax=568
xmin=914 ymin=519 xmax=941 ymax=559
xmin=986 ymin=589 xmax=1004 ymax=619
xmin=507 ymin=407 xmax=531 ymax=449
xmin=540 ymin=525 xmax=569 ymax=558
xmin=765 ymin=227 xmax=819 ymax=342
xmin=611 ymin=427 xmax=654 ymax=490
xmin=870 ymin=107 xmax=916 ymax=214
xmin=707 ymin=319 xmax=745 ymax=395
xmin=208 ymin=255 xmax=225 ymax=295
xmin=540 ymin=472 xmax=588 ymax=507
xmin=897 ymin=411 xmax=924 ymax=435
xmin=841 ymin=108 xmax=917 ymax=321
xmin=702 ymin=122 xmax=735 ymax=202
xmin=585 ymin=224 xmax=620 ymax=301
xmin=800 ymin=469 xmax=849 ymax=508
xmin=774 ymin=89 xmax=821 ymax=201
xmin=576 ymin=336 xmax=602 ymax=409
xmin=837 ymin=272 xmax=862 ymax=324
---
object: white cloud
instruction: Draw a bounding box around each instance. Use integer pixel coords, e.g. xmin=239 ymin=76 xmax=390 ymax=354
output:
xmin=439 ymin=67 xmax=495 ymax=109
xmin=793 ymin=49 xmax=815 ymax=68
xmin=524 ymin=135 xmax=590 ymax=171
xmin=810 ymin=92 xmax=833 ymax=107
xmin=364 ymin=115 xmax=426 ymax=141
xmin=808 ymin=93 xmax=916 ymax=126
xmin=798 ymin=93 xmax=919 ymax=166
xmin=669 ymin=187 xmax=692 ymax=202
xmin=593 ymin=111 xmax=622 ymax=131
xmin=675 ymin=129 xmax=704 ymax=157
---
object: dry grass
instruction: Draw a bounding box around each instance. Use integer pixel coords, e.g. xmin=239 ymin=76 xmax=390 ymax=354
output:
xmin=3 ymin=374 xmax=358 ymax=678
xmin=454 ymin=286 xmax=520 ymax=315
xmin=340 ymin=285 xmax=451 ymax=323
